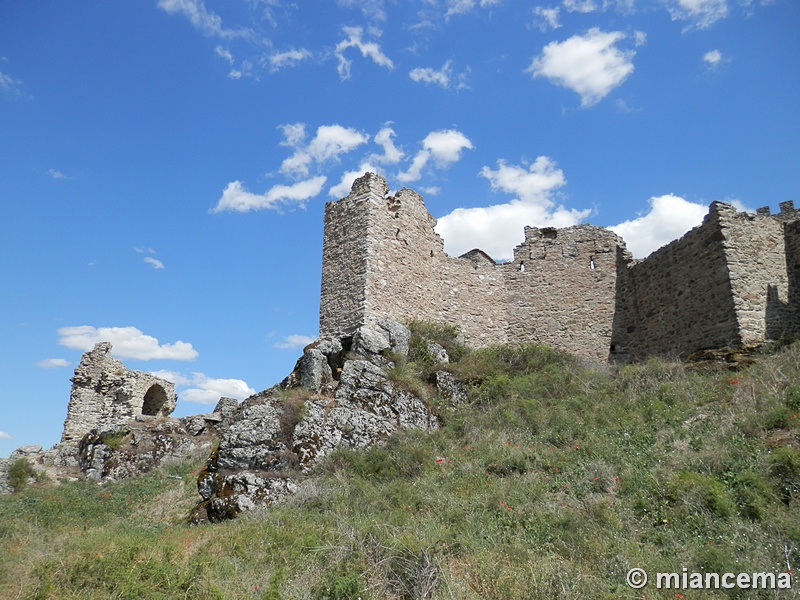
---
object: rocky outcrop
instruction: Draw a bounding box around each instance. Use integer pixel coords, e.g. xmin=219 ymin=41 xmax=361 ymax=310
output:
xmin=191 ymin=320 xmax=454 ymax=523
xmin=62 ymin=342 xmax=177 ymax=444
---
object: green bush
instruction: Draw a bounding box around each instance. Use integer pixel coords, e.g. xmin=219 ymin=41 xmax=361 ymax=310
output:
xmin=7 ymin=458 xmax=36 ymax=492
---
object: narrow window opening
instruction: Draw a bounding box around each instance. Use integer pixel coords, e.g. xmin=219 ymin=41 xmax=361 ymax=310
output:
xmin=519 ymin=261 xmax=525 ymax=272
xmin=589 ymin=256 xmax=596 ymax=270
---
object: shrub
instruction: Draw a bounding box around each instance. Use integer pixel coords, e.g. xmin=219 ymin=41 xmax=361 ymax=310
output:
xmin=7 ymin=458 xmax=36 ymax=492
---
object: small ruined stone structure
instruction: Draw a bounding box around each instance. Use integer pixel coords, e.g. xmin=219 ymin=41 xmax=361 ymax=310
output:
xmin=320 ymin=172 xmax=800 ymax=362
xmin=61 ymin=342 xmax=177 ymax=443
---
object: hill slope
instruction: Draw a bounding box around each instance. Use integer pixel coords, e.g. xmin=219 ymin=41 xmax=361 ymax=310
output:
xmin=1 ymin=337 xmax=799 ymax=599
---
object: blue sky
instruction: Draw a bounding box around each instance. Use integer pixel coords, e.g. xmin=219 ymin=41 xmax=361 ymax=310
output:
xmin=1 ymin=0 xmax=798 ymax=457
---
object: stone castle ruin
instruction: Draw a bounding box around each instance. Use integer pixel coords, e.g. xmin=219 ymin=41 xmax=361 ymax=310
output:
xmin=61 ymin=342 xmax=177 ymax=443
xmin=321 ymin=172 xmax=800 ymax=362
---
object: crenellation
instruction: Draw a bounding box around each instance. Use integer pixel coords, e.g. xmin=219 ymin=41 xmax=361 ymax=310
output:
xmin=320 ymin=173 xmax=800 ymax=362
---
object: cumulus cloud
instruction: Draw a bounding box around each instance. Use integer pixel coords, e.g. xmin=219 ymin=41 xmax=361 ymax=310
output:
xmin=527 ymin=28 xmax=635 ymax=107
xmin=212 ymin=177 xmax=327 ymax=213
xmin=179 ymin=373 xmax=255 ymax=405
xmin=269 ymin=48 xmax=312 ymax=71
xmin=370 ymin=126 xmax=404 ymax=164
xmin=335 ymin=26 xmax=394 ymax=80
xmin=436 ymin=156 xmax=590 ymax=260
xmin=37 ymin=358 xmax=69 ymax=369
xmin=397 ymin=129 xmax=474 ymax=183
xmin=280 ymin=124 xmax=370 ymax=177
xmin=57 ymin=326 xmax=198 ymax=361
xmin=0 ymin=431 xmax=10 ymax=440
xmin=329 ymin=163 xmax=380 ymax=198
xmin=152 ymin=370 xmax=254 ymax=405
xmin=157 ymin=0 xmax=250 ymax=39
xmin=144 ymin=256 xmax=165 ymax=270
xmin=610 ymin=194 xmax=709 ymax=258
xmin=274 ymin=334 xmax=316 ymax=350
xmin=149 ymin=370 xmax=192 ymax=386
xmin=667 ymin=0 xmax=729 ymax=29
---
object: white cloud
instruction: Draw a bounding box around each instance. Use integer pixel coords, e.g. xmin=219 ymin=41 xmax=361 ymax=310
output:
xmin=668 ymin=0 xmax=728 ymax=29
xmin=337 ymin=0 xmax=388 ymax=21
xmin=180 ymin=373 xmax=256 ymax=405
xmin=703 ymin=49 xmax=723 ymax=67
xmin=329 ymin=163 xmax=380 ymax=198
xmin=269 ymin=49 xmax=312 ymax=71
xmin=135 ymin=246 xmax=157 ymax=254
xmin=410 ymin=62 xmax=451 ymax=88
xmin=47 ymin=169 xmax=67 ymax=180
xmin=144 ymin=256 xmax=165 ymax=270
xmin=280 ymin=124 xmax=370 ymax=177
xmin=436 ymin=156 xmax=590 ymax=260
xmin=610 ymin=194 xmax=709 ymax=258
xmin=0 ymin=431 xmax=10 ymax=440
xmin=563 ymin=0 xmax=597 ymax=12
xmin=335 ymin=26 xmax=394 ymax=80
xmin=215 ymin=45 xmax=234 ymax=63
xmin=57 ymin=326 xmax=198 ymax=361
xmin=149 ymin=370 xmax=192 ymax=386
xmin=37 ymin=358 xmax=69 ymax=369
xmin=0 ymin=70 xmax=22 ymax=99
xmin=157 ymin=0 xmax=250 ymax=39
xmin=528 ymin=28 xmax=635 ymax=107
xmin=633 ymin=31 xmax=647 ymax=47
xmin=370 ymin=127 xmax=404 ymax=164
xmin=397 ymin=129 xmax=474 ymax=183
xmin=274 ymin=334 xmax=316 ymax=350
xmin=533 ymin=6 xmax=561 ymax=30
xmin=409 ymin=60 xmax=468 ymax=89
xmin=212 ymin=177 xmax=327 ymax=213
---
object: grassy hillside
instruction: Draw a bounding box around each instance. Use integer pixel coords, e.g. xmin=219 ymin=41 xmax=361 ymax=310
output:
xmin=2 ymin=335 xmax=799 ymax=599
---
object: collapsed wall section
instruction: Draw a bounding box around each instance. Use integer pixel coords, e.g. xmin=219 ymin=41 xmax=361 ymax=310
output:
xmin=612 ymin=203 xmax=740 ymax=360
xmin=61 ymin=342 xmax=176 ymax=443
xmin=504 ymin=225 xmax=624 ymax=362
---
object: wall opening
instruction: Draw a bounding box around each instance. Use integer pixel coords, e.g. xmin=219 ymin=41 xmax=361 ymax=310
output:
xmin=142 ymin=384 xmax=169 ymax=416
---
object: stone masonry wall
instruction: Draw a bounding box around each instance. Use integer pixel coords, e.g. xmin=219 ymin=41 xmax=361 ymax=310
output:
xmin=720 ymin=204 xmax=796 ymax=344
xmin=61 ymin=342 xmax=176 ymax=443
xmin=362 ymin=180 xmax=509 ymax=347
xmin=505 ymin=225 xmax=626 ymax=362
xmin=320 ymin=172 xmax=798 ymax=363
xmin=612 ymin=203 xmax=740 ymax=360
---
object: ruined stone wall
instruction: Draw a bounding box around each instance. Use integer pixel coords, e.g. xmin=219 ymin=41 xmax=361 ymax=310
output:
xmin=719 ymin=204 xmax=795 ymax=344
xmin=613 ymin=203 xmax=741 ymax=360
xmin=362 ymin=181 xmax=509 ymax=347
xmin=319 ymin=176 xmax=375 ymax=340
xmin=504 ymin=225 xmax=625 ymax=362
xmin=320 ymin=172 xmax=798 ymax=363
xmin=61 ymin=342 xmax=176 ymax=443
xmin=320 ymin=173 xmax=509 ymax=347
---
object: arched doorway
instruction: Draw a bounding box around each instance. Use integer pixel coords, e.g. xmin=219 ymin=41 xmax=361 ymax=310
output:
xmin=142 ymin=384 xmax=169 ymax=416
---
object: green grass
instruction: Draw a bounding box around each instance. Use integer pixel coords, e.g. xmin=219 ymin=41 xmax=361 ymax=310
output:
xmin=2 ymin=339 xmax=800 ymax=598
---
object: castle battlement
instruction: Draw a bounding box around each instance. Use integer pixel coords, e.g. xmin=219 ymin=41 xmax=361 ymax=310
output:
xmin=320 ymin=173 xmax=800 ymax=362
